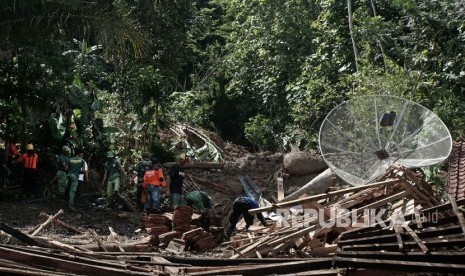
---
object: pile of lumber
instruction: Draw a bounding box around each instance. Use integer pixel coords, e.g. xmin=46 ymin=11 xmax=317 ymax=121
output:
xmin=334 ymin=197 xmax=465 ymax=273
xmin=2 ymin=166 xmax=465 ymax=275
xmin=225 ymin=167 xmax=442 ymax=259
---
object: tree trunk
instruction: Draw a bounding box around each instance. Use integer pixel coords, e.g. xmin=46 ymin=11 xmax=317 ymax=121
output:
xmin=347 ymin=0 xmax=359 ymax=71
xmin=281 ymin=168 xmax=334 ymax=202
xmin=370 ymin=0 xmax=388 ymax=72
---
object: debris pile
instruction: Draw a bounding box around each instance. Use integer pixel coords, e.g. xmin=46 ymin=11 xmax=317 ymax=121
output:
xmin=141 ymin=206 xmax=222 ymax=253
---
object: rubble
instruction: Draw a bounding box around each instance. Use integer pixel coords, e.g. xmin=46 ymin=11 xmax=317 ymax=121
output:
xmin=1 ymin=146 xmax=465 ymax=275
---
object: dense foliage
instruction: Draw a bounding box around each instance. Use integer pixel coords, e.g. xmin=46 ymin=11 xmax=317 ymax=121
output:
xmin=1 ymin=0 xmax=464 ymax=159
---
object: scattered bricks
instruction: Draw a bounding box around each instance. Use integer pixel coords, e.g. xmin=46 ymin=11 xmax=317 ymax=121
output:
xmin=190 ymin=232 xmax=212 ymax=245
xmin=166 ymin=238 xmax=186 ymax=254
xmin=210 ymin=226 xmax=224 ymax=243
xmin=174 ymin=205 xmax=194 ymax=214
xmin=193 ymin=234 xmax=217 ymax=252
xmin=159 ymin=231 xmax=182 ymax=247
xmin=146 ymin=225 xmax=170 ymax=245
xmin=181 ymin=228 xmax=205 ymax=243
xmin=173 ymin=206 xmax=193 ymax=233
xmin=173 ymin=225 xmax=191 ymax=232
xmin=148 ymin=214 xmax=171 ymax=226
xmin=146 ymin=226 xmax=170 ymax=236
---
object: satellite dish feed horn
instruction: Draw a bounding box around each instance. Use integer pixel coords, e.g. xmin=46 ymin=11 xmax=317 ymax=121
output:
xmin=319 ymin=95 xmax=452 ymax=186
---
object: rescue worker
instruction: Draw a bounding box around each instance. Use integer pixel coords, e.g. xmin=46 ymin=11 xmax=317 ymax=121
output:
xmin=185 ymin=190 xmax=215 ymax=230
xmin=67 ymin=148 xmax=86 ymax=211
xmin=5 ymin=140 xmax=19 ymax=186
xmin=185 ymin=190 xmax=213 ymax=213
xmin=56 ymin=146 xmax=71 ymax=200
xmin=101 ymin=151 xmax=122 ymax=198
xmin=17 ymin=144 xmax=39 ymax=201
xmin=142 ymin=157 xmax=166 ymax=213
xmin=168 ymin=153 xmax=187 ymax=208
xmin=226 ymin=196 xmax=267 ymax=239
xmin=131 ymin=152 xmax=152 ymax=212
xmin=76 ymin=148 xmax=88 ymax=201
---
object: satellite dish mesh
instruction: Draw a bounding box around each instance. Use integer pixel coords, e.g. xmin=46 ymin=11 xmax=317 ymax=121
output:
xmin=319 ymin=95 xmax=452 ymax=186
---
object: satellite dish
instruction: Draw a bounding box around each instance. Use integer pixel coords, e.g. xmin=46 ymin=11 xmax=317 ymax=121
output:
xmin=319 ymin=95 xmax=452 ymax=186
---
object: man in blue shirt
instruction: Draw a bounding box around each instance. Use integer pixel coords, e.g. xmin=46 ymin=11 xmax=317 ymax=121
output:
xmin=226 ymin=196 xmax=267 ymax=239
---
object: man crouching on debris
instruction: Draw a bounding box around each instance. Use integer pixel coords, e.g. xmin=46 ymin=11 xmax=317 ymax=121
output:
xmin=226 ymin=196 xmax=267 ymax=239
xmin=185 ymin=190 xmax=216 ymax=231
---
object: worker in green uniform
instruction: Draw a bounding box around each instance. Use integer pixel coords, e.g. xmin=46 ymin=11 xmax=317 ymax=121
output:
xmin=56 ymin=146 xmax=71 ymax=199
xmin=185 ymin=190 xmax=215 ymax=231
xmin=185 ymin=190 xmax=213 ymax=213
xmin=101 ymin=151 xmax=122 ymax=198
xmin=131 ymin=152 xmax=152 ymax=212
xmin=67 ymin=148 xmax=86 ymax=211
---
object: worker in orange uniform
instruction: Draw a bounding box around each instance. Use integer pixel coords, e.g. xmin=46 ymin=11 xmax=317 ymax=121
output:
xmin=17 ymin=144 xmax=39 ymax=201
xmin=143 ymin=157 xmax=166 ymax=213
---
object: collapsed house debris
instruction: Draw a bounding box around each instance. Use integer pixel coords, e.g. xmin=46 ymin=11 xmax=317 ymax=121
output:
xmin=1 ymin=164 xmax=465 ymax=275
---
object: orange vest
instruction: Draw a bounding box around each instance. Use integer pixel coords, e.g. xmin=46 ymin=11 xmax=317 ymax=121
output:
xmin=18 ymin=153 xmax=38 ymax=169
xmin=143 ymin=168 xmax=166 ymax=188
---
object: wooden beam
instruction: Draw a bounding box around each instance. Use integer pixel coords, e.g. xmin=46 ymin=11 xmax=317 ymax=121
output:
xmin=31 ymin=209 xmax=64 ymax=237
xmin=340 ymin=237 xmax=465 ymax=252
xmin=187 ymin=258 xmax=333 ymax=276
xmin=277 ymin=177 xmax=284 ymax=201
xmin=267 ymin=191 xmax=407 ymax=247
xmin=0 ymin=245 xmax=160 ymax=276
xmin=249 ymin=179 xmax=399 ymax=214
xmin=402 ymin=224 xmax=428 ymax=253
xmin=89 ymin=229 xmax=109 ymax=252
xmin=38 ymin=212 xmax=82 ymax=234
xmin=162 ymin=255 xmax=314 ymax=266
xmin=0 ymin=223 xmax=41 ymax=246
xmin=163 ymin=162 xmax=225 ymax=170
xmin=334 ymin=256 xmax=465 ymax=273
xmin=339 ymin=198 xmax=465 ymax=239
xmin=448 ymin=195 xmax=465 ymax=236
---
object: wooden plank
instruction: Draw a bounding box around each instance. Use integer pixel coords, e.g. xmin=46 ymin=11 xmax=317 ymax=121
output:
xmin=338 ymin=224 xmax=463 ymax=246
xmin=277 ymin=177 xmax=284 ymax=201
xmin=31 ymin=209 xmax=64 ymax=237
xmin=448 ymin=194 xmax=465 ymax=236
xmin=413 ymin=205 xmax=423 ymax=229
xmin=393 ymin=223 xmax=404 ymax=251
xmin=0 ymin=245 xmax=160 ymax=276
xmin=340 ymin=237 xmax=465 ymax=252
xmin=249 ymin=179 xmax=399 ymax=214
xmin=0 ymin=223 xmax=41 ymax=246
xmin=336 ymin=250 xmax=465 ymax=264
xmin=38 ymin=212 xmax=82 ymax=234
xmin=162 ymin=255 xmax=316 ymax=266
xmin=334 ymin=256 xmax=465 ymax=273
xmin=230 ymin=236 xmax=271 ymax=259
xmin=402 ymin=224 xmax=428 ymax=253
xmin=187 ymin=258 xmax=334 ymax=276
xmin=339 ymin=198 xmax=465 ymax=239
xmin=267 ymin=191 xmax=407 ymax=247
xmin=89 ymin=229 xmax=109 ymax=252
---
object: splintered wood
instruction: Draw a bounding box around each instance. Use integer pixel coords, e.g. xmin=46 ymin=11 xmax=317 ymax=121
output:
xmin=226 ymin=168 xmax=452 ymax=262
xmin=2 ymin=167 xmax=465 ymax=275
